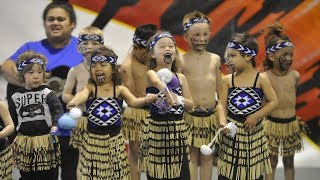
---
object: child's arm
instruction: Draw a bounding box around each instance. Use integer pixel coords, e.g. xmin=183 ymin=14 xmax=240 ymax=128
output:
xmin=120 ymin=85 xmax=157 ymax=108
xmin=177 ymin=73 xmax=194 ymax=111
xmin=217 ymin=76 xmax=230 ymax=128
xmin=0 ymin=101 xmax=14 ymax=139
xmin=47 ymin=91 xmax=64 ymax=129
xmin=67 ymin=84 xmax=92 ymax=108
xmin=215 ymin=57 xmax=222 ymax=99
xmin=62 ymin=67 xmax=77 ymax=103
xmin=119 ymin=59 xmax=135 ymax=91
xmin=243 ymin=74 xmax=279 ymax=129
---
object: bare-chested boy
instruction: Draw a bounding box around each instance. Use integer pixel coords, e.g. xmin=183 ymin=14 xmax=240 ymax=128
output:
xmin=181 ymin=11 xmax=222 ymax=180
xmin=263 ymin=23 xmax=307 ymax=180
xmin=120 ymin=24 xmax=157 ymax=180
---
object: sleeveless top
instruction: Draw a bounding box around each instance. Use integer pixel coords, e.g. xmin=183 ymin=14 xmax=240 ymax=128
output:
xmin=146 ymin=74 xmax=184 ymax=121
xmin=86 ymin=84 xmax=123 ymax=135
xmin=227 ymin=73 xmax=264 ymax=122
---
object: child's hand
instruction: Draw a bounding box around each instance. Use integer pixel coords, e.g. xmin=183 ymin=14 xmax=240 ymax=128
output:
xmin=67 ymin=100 xmax=77 ymax=109
xmin=146 ymin=93 xmax=157 ymax=104
xmin=220 ymin=126 xmax=231 ymax=135
xmin=243 ymin=114 xmax=258 ymax=130
xmin=50 ymin=126 xmax=58 ymax=134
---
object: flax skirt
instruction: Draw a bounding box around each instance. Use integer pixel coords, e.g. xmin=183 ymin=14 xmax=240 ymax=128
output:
xmin=0 ymin=144 xmax=13 ymax=180
xmin=139 ymin=118 xmax=192 ymax=179
xmin=12 ymin=133 xmax=60 ymax=172
xmin=218 ymin=117 xmax=271 ymax=180
xmin=122 ymin=107 xmax=149 ymax=141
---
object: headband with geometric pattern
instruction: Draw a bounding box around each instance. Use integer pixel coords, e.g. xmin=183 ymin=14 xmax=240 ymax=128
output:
xmin=78 ymin=34 xmax=104 ymax=45
xmin=91 ymin=54 xmax=117 ymax=65
xmin=133 ymin=34 xmax=148 ymax=48
xmin=226 ymin=41 xmax=257 ymax=57
xmin=149 ymin=32 xmax=175 ymax=51
xmin=183 ymin=17 xmax=210 ymax=32
xmin=17 ymin=58 xmax=44 ymax=71
xmin=266 ymin=41 xmax=294 ymax=54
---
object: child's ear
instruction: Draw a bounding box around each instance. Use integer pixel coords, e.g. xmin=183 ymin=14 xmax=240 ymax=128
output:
xmin=133 ymin=44 xmax=139 ymax=51
xmin=244 ymin=54 xmax=252 ymax=62
xmin=77 ymin=44 xmax=82 ymax=53
xmin=183 ymin=33 xmax=188 ymax=42
xmin=268 ymin=53 xmax=275 ymax=62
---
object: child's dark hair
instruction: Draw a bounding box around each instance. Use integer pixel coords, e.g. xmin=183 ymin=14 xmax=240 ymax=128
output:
xmin=16 ymin=50 xmax=48 ymax=82
xmin=146 ymin=31 xmax=181 ymax=73
xmin=263 ymin=22 xmax=292 ymax=70
xmin=43 ymin=1 xmax=76 ymax=26
xmin=230 ymin=32 xmax=259 ymax=67
xmin=134 ymin=24 xmax=158 ymax=48
xmin=89 ymin=45 xmax=122 ymax=85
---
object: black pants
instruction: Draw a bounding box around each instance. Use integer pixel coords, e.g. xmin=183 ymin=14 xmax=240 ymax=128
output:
xmin=20 ymin=169 xmax=58 ymax=180
xmin=58 ymin=136 xmax=79 ymax=180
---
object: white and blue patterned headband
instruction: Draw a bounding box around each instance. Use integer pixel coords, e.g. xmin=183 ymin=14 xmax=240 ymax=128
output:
xmin=91 ymin=54 xmax=117 ymax=65
xmin=183 ymin=17 xmax=210 ymax=32
xmin=266 ymin=41 xmax=294 ymax=54
xmin=78 ymin=34 xmax=104 ymax=45
xmin=133 ymin=34 xmax=147 ymax=48
xmin=149 ymin=32 xmax=175 ymax=51
xmin=227 ymin=41 xmax=257 ymax=57
xmin=17 ymin=58 xmax=44 ymax=72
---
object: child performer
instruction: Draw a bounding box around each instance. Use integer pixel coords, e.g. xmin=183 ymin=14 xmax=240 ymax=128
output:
xmin=67 ymin=46 xmax=157 ymax=180
xmin=120 ymin=24 xmax=157 ymax=180
xmin=217 ymin=33 xmax=278 ymax=180
xmin=181 ymin=11 xmax=222 ymax=180
xmin=263 ymin=23 xmax=308 ymax=180
xmin=138 ymin=31 xmax=194 ymax=180
xmin=63 ymin=26 xmax=105 ymax=147
xmin=0 ymin=100 xmax=14 ymax=180
xmin=9 ymin=50 xmax=63 ymax=179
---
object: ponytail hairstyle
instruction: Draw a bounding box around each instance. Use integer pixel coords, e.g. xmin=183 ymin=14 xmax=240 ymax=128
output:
xmin=263 ymin=22 xmax=292 ymax=70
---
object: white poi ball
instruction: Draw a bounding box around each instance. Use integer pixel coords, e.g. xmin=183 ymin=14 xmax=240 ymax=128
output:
xmin=157 ymin=68 xmax=172 ymax=83
xmin=200 ymin=145 xmax=213 ymax=155
xmin=68 ymin=107 xmax=83 ymax=120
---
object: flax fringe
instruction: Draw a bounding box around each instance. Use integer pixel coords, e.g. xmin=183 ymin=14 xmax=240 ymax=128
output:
xmin=218 ymin=117 xmax=271 ymax=180
xmin=0 ymin=145 xmax=13 ymax=180
xmin=122 ymin=107 xmax=149 ymax=141
xmin=139 ymin=119 xmax=193 ymax=179
xmin=78 ymin=132 xmax=130 ymax=180
xmin=184 ymin=110 xmax=219 ymax=148
xmin=70 ymin=116 xmax=87 ymax=149
xmin=265 ymin=116 xmax=308 ymax=156
xmin=12 ymin=134 xmax=60 ymax=172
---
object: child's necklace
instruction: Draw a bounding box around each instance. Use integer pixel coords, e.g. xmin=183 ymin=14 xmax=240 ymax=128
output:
xmin=82 ymin=61 xmax=90 ymax=73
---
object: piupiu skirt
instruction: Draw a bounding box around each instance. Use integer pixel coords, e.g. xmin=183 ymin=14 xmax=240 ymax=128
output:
xmin=218 ymin=117 xmax=271 ymax=180
xmin=184 ymin=110 xmax=219 ymax=148
xmin=0 ymin=143 xmax=13 ymax=180
xmin=122 ymin=107 xmax=149 ymax=141
xmin=12 ymin=133 xmax=60 ymax=172
xmin=139 ymin=117 xmax=192 ymax=179
xmin=69 ymin=116 xmax=87 ymax=149
xmin=265 ymin=116 xmax=308 ymax=156
xmin=77 ymin=131 xmax=130 ymax=180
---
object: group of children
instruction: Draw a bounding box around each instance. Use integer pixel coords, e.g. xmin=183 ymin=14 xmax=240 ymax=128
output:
xmin=0 ymin=10 xmax=307 ymax=180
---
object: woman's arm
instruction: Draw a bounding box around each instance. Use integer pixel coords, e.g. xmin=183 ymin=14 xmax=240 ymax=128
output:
xmin=0 ymin=101 xmax=14 ymax=139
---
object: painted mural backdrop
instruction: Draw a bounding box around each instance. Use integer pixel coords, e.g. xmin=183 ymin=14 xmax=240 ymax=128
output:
xmin=70 ymin=0 xmax=320 ymax=143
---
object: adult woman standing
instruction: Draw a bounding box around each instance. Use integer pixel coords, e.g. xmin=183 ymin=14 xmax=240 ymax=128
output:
xmin=1 ymin=1 xmax=82 ymax=180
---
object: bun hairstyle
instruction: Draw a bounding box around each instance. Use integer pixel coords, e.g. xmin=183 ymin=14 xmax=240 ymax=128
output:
xmin=263 ymin=22 xmax=292 ymax=70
